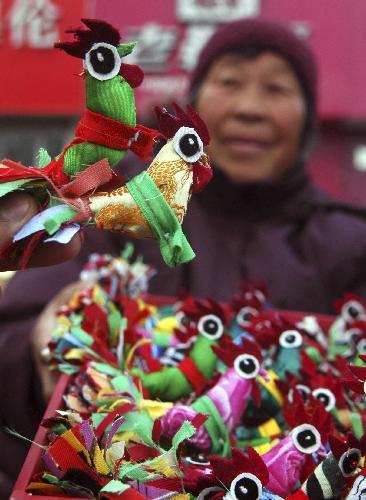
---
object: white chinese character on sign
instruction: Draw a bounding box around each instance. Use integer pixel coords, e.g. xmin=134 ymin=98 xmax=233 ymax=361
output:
xmin=8 ymin=0 xmax=60 ymax=48
xmin=125 ymin=23 xmax=177 ymax=72
xmin=179 ymin=25 xmax=215 ymax=71
xmin=176 ymin=0 xmax=260 ymax=23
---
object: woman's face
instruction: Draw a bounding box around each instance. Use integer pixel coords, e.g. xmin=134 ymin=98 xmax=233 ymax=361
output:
xmin=195 ymin=52 xmax=307 ymax=183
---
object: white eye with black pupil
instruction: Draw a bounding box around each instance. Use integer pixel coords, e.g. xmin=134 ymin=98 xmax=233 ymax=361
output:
xmin=184 ymin=453 xmax=210 ymax=466
xmin=342 ymin=300 xmax=365 ymax=322
xmin=288 ymin=384 xmax=311 ymax=403
xmin=292 ymin=423 xmax=321 ymax=454
xmin=312 ymin=388 xmax=336 ymax=411
xmin=176 ymin=311 xmax=191 ymax=330
xmin=234 ymin=354 xmax=260 ymax=379
xmin=197 ymin=487 xmax=224 ymax=499
xmin=346 ymin=328 xmax=362 ymax=343
xmin=357 ymin=339 xmax=366 ymax=354
xmin=229 ymin=472 xmax=262 ymax=500
xmin=173 ymin=126 xmax=203 ymax=163
xmin=339 ymin=448 xmax=361 ymax=477
xmin=85 ymin=42 xmax=121 ymax=81
xmin=279 ymin=329 xmax=303 ymax=348
xmin=197 ymin=314 xmax=223 ymax=340
xmin=236 ymin=306 xmax=258 ymax=328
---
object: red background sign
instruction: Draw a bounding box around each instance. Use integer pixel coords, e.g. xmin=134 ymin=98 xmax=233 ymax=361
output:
xmin=0 ymin=0 xmax=90 ymax=115
xmin=95 ymin=0 xmax=366 ymax=120
xmin=1 ymin=0 xmax=366 ymax=120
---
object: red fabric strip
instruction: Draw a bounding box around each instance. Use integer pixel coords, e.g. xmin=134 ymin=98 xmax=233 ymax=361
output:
xmin=18 ymin=231 xmax=45 ymax=270
xmin=137 ymin=344 xmax=162 ymax=373
xmin=48 ymin=436 xmax=98 ymax=479
xmin=75 ymin=109 xmax=160 ymax=160
xmin=178 ymin=357 xmax=208 ymax=393
xmin=60 ymin=158 xmax=113 ymax=197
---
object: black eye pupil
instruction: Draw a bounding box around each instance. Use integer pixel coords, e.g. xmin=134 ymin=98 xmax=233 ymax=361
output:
xmin=298 ymin=430 xmax=316 ymax=448
xmin=90 ymin=47 xmax=116 ymax=75
xmin=286 ymin=334 xmax=296 ymax=343
xmin=342 ymin=452 xmax=360 ymax=474
xmin=317 ymin=393 xmax=330 ymax=406
xmin=299 ymin=389 xmax=308 ymax=401
xmin=186 ymin=453 xmax=209 ymax=465
xmin=240 ymin=312 xmax=252 ymax=322
xmin=239 ymin=358 xmax=256 ymax=374
xmin=349 ymin=306 xmax=361 ymax=318
xmin=203 ymin=319 xmax=219 ymax=335
xmin=179 ymin=134 xmax=199 ymax=157
xmin=234 ymin=478 xmax=259 ymax=499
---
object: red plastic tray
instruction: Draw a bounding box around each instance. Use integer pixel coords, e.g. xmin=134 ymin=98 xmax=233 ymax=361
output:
xmin=11 ymin=309 xmax=335 ymax=498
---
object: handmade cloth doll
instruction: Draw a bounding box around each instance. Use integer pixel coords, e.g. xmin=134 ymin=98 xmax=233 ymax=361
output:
xmin=0 ymin=19 xmax=212 ymax=268
xmin=262 ymin=396 xmax=331 ymax=497
xmin=159 ymin=337 xmax=267 ymax=456
xmin=131 ymin=298 xmax=231 ymax=401
xmin=297 ymin=433 xmax=365 ymax=500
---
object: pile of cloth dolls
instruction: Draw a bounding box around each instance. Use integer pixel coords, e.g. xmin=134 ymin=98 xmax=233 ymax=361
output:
xmin=21 ymin=245 xmax=366 ymax=500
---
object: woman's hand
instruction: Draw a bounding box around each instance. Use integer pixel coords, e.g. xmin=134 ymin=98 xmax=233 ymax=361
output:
xmin=0 ymin=192 xmax=81 ymax=271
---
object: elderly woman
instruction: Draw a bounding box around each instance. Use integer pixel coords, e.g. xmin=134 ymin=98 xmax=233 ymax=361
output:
xmin=1 ymin=17 xmax=366 ymax=495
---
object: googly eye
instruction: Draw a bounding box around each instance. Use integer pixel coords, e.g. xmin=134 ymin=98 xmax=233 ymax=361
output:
xmin=288 ymin=384 xmax=311 ymax=403
xmin=345 ymin=327 xmax=362 ymax=344
xmin=197 ymin=314 xmax=224 ymax=340
xmin=357 ymin=339 xmax=366 ymax=354
xmin=292 ymin=423 xmax=321 ymax=454
xmin=184 ymin=453 xmax=210 ymax=466
xmin=312 ymin=388 xmax=336 ymax=411
xmin=230 ymin=472 xmax=262 ymax=500
xmin=173 ymin=126 xmax=203 ymax=163
xmin=279 ymin=329 xmax=303 ymax=348
xmin=342 ymin=300 xmax=365 ymax=323
xmin=339 ymin=448 xmax=361 ymax=477
xmin=234 ymin=354 xmax=260 ymax=379
xmin=176 ymin=311 xmax=193 ymax=331
xmin=236 ymin=306 xmax=258 ymax=328
xmin=196 ymin=486 xmax=224 ymax=500
xmin=85 ymin=42 xmax=121 ymax=81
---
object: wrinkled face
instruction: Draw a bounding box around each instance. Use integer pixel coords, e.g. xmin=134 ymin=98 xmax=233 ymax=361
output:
xmin=195 ymin=52 xmax=306 ymax=183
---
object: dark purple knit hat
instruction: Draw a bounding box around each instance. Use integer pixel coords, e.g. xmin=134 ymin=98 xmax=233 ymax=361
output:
xmin=189 ymin=17 xmax=317 ymax=109
xmin=189 ymin=17 xmax=318 ymax=149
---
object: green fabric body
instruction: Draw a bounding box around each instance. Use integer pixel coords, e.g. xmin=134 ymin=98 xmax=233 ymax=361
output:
xmin=272 ymin=347 xmax=300 ymax=379
xmin=133 ymin=335 xmax=219 ymax=401
xmin=126 ymin=172 xmax=195 ymax=266
xmin=189 ymin=336 xmax=218 ymax=379
xmin=86 ymin=74 xmax=136 ymax=125
xmin=62 ymin=74 xmax=136 ymax=176
xmin=133 ymin=366 xmax=192 ymax=402
xmin=62 ymin=143 xmax=126 ymax=176
xmin=192 ymin=395 xmax=231 ymax=456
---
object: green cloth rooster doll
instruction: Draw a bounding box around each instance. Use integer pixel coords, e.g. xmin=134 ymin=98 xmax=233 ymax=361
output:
xmin=0 ymin=19 xmax=212 ymax=268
